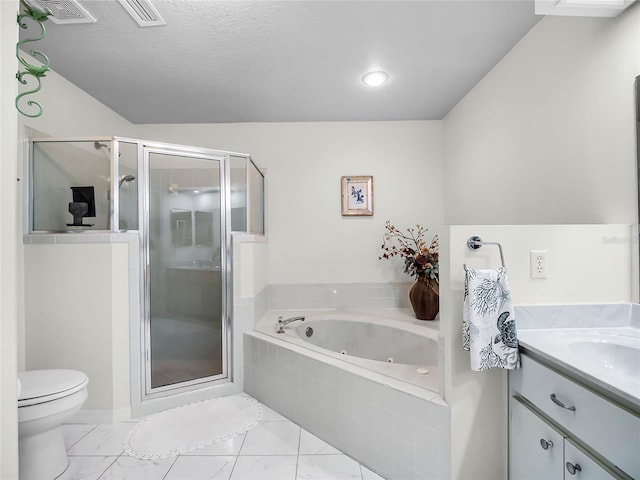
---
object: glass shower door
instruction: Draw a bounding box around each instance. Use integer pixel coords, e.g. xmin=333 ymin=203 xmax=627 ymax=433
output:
xmin=144 ymin=147 xmax=227 ymax=393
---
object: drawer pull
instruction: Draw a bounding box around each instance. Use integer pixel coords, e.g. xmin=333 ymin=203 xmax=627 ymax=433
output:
xmin=550 ymin=393 xmax=576 ymax=411
xmin=566 ymin=462 xmax=582 ymax=475
xmin=539 ymin=439 xmax=553 ymax=450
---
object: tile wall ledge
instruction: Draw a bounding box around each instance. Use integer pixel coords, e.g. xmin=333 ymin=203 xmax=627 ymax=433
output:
xmin=268 ymin=282 xmax=413 ymax=310
xmin=231 ymin=232 xmax=267 ymax=243
xmin=515 ymin=303 xmax=636 ymax=330
xmin=24 ymin=231 xmax=139 ymax=245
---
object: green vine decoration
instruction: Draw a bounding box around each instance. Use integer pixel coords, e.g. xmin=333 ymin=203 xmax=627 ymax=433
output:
xmin=16 ymin=0 xmax=52 ymax=118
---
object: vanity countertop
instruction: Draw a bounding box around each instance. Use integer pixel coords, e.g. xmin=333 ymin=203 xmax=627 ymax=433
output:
xmin=517 ymin=326 xmax=640 ymax=413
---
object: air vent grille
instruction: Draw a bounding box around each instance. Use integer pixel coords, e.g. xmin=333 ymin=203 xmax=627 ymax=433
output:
xmin=27 ymin=0 xmax=96 ymax=24
xmin=118 ymin=0 xmax=166 ymax=27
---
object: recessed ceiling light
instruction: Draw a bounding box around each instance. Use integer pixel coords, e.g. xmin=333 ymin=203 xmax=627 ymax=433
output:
xmin=361 ymin=71 xmax=389 ymax=87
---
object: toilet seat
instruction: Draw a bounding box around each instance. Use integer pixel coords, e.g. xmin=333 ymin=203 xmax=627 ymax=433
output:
xmin=18 ymin=369 xmax=88 ymax=407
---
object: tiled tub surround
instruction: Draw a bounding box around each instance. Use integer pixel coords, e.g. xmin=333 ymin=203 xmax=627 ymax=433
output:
xmin=515 ymin=303 xmax=640 ymax=411
xmin=244 ymin=309 xmax=449 ymax=480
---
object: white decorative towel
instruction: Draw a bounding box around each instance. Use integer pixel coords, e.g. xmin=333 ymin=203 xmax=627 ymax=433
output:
xmin=463 ymin=267 xmax=520 ymax=371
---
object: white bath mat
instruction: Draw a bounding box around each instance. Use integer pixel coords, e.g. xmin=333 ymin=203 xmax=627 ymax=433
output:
xmin=123 ymin=394 xmax=262 ymax=459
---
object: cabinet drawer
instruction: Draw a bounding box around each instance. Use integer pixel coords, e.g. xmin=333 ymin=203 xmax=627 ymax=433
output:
xmin=510 ymin=354 xmax=640 ymax=478
xmin=564 ymin=439 xmax=621 ymax=480
xmin=510 ymin=396 xmax=565 ymax=480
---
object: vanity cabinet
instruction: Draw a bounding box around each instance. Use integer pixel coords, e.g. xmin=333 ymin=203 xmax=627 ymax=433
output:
xmin=509 ymin=353 xmax=638 ymax=479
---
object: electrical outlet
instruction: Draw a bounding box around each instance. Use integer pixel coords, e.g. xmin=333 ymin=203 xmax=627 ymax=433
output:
xmin=530 ymin=250 xmax=548 ymax=279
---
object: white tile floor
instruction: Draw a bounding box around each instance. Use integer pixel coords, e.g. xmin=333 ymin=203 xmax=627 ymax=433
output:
xmin=59 ymin=403 xmax=386 ymax=480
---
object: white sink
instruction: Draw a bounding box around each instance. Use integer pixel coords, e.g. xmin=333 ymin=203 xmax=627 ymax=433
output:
xmin=568 ymin=341 xmax=640 ymax=376
xmin=517 ymin=327 xmax=640 ymax=407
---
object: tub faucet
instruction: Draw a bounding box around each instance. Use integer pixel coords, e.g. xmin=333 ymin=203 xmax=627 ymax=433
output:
xmin=276 ymin=315 xmax=305 ymax=334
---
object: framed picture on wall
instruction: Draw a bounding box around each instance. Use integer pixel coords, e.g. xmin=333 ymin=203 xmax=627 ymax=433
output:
xmin=341 ymin=176 xmax=373 ymax=216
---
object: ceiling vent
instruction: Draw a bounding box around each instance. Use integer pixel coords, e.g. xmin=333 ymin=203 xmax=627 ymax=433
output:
xmin=118 ymin=0 xmax=166 ymax=27
xmin=26 ymin=0 xmax=96 ymax=24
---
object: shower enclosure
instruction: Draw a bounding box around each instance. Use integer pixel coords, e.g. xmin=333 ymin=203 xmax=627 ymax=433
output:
xmin=27 ymin=137 xmax=264 ymax=400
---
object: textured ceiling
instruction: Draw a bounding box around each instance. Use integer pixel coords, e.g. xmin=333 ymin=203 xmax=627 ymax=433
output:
xmin=27 ymin=1 xmax=541 ymax=124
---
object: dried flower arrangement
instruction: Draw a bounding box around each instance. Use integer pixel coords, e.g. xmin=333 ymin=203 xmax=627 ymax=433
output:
xmin=379 ymin=220 xmax=439 ymax=287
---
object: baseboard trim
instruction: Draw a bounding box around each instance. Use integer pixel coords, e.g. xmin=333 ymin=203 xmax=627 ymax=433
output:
xmin=70 ymin=406 xmax=132 ymax=424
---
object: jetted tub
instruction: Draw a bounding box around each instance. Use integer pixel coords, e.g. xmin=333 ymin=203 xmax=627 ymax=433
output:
xmin=254 ymin=309 xmax=440 ymax=392
xmin=245 ymin=308 xmax=449 ymax=479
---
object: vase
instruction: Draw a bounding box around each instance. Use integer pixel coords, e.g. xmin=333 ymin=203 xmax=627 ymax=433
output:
xmin=409 ymin=276 xmax=439 ymax=320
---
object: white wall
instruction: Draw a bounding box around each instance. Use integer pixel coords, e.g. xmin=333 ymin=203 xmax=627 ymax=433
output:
xmin=15 ymin=45 xmax=137 ymax=422
xmin=451 ymin=224 xmax=632 ymax=304
xmin=234 ymin=237 xmax=269 ymax=300
xmin=24 ymin=243 xmax=131 ymax=418
xmin=232 ymin=235 xmax=269 ymax=393
xmin=0 ymin=2 xmax=20 ymax=478
xmin=17 ymin=56 xmax=136 ymax=359
xmin=18 ymin=58 xmax=135 ymax=139
xmin=441 ymin=223 xmax=632 ymax=480
xmin=439 ymin=10 xmax=640 ymax=476
xmin=137 ymin=121 xmax=445 ymax=285
xmin=443 ymin=7 xmax=640 ymax=226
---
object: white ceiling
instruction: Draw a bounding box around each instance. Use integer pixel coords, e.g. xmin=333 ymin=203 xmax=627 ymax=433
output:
xmin=27 ymin=0 xmax=541 ymax=124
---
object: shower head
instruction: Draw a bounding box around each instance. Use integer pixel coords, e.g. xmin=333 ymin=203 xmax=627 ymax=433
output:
xmin=94 ymin=141 xmax=122 ymax=157
xmin=119 ymin=175 xmax=136 ymax=187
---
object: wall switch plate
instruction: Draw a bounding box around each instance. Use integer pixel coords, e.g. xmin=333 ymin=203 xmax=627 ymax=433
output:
xmin=530 ymin=250 xmax=548 ymax=279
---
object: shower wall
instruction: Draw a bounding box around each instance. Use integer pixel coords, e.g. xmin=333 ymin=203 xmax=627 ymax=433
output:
xmin=117 ymin=141 xmax=139 ymax=231
xmin=22 ymin=136 xmax=265 ymax=419
xmin=229 ymin=155 xmax=264 ymax=234
xmin=30 ymin=139 xmax=139 ymax=233
xmin=32 ymin=141 xmax=111 ymax=231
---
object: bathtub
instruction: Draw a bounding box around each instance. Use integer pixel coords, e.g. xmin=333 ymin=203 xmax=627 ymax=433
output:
xmin=254 ymin=310 xmax=439 ymax=392
xmin=244 ymin=308 xmax=450 ymax=480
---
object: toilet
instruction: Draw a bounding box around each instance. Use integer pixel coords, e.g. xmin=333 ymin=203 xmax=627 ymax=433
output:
xmin=18 ymin=369 xmax=89 ymax=480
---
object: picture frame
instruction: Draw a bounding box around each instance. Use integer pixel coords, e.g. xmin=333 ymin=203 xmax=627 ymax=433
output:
xmin=341 ymin=176 xmax=373 ymax=216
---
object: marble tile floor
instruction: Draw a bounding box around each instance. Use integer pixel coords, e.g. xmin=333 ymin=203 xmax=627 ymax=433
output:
xmin=59 ymin=403 xmax=386 ymax=480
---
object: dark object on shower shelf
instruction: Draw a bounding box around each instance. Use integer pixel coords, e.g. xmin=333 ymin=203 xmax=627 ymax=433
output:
xmin=68 ymin=202 xmax=89 ymax=226
xmin=66 ymin=186 xmax=96 ymax=227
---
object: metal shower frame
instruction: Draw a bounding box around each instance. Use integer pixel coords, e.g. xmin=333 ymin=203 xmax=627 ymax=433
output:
xmin=25 ymin=136 xmax=263 ymax=404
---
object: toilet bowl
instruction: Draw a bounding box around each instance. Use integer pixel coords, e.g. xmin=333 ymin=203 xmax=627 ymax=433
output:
xmin=18 ymin=369 xmax=89 ymax=480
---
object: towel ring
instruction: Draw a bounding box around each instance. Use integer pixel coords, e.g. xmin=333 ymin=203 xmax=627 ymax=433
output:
xmin=464 ymin=236 xmax=506 ymax=270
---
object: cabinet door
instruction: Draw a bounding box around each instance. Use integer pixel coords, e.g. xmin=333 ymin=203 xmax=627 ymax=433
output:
xmin=564 ymin=439 xmax=620 ymax=480
xmin=510 ymin=396 xmax=565 ymax=480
